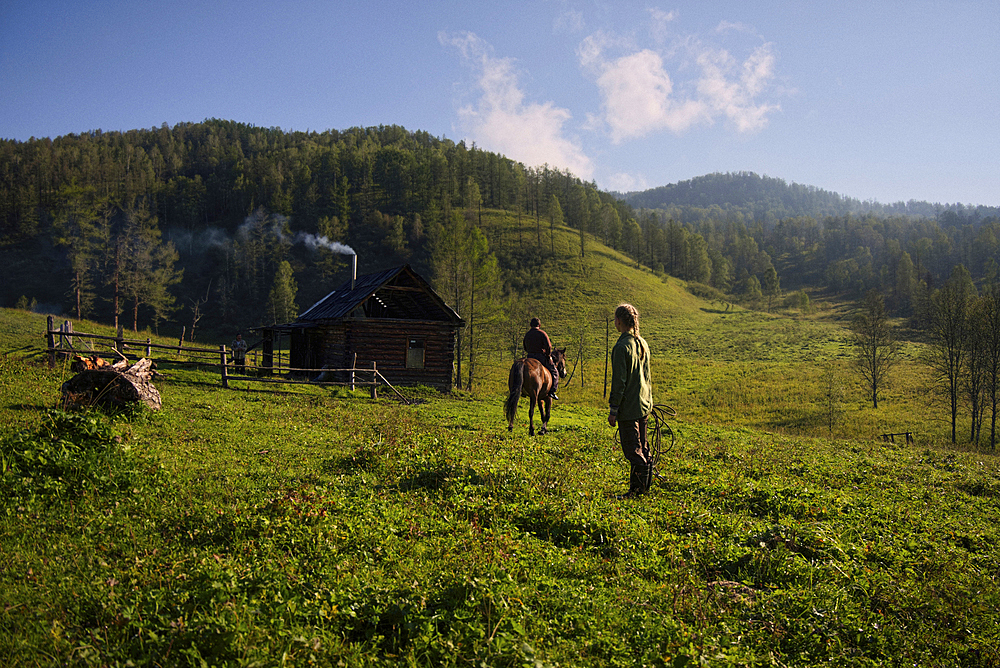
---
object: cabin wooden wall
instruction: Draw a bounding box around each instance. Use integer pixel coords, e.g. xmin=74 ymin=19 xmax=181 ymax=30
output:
xmin=307 ymin=319 xmax=458 ymax=390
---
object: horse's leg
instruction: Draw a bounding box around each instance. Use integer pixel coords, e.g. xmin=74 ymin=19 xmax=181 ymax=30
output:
xmin=527 ymin=393 xmax=536 ymax=436
xmin=539 ymin=396 xmax=550 ymax=435
xmin=506 ymin=361 xmax=525 ymax=432
xmin=507 ymin=391 xmax=517 ymax=432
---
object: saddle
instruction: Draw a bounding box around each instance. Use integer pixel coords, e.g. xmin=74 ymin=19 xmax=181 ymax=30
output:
xmin=526 ymin=352 xmax=556 ymax=381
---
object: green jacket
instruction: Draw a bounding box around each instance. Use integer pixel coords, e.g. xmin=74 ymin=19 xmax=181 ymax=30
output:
xmin=609 ymin=332 xmax=652 ymax=421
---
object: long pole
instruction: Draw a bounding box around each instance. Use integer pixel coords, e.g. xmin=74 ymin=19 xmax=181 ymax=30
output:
xmin=46 ymin=315 xmax=55 ymax=367
xmin=603 ymin=315 xmax=610 ymax=399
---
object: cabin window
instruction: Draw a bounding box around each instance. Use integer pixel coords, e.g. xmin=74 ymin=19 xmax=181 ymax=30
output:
xmin=406 ymin=338 xmax=425 ymax=369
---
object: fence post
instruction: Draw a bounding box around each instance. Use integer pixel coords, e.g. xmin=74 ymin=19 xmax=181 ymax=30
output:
xmin=146 ymin=337 xmax=152 ymax=358
xmin=262 ymin=330 xmax=273 ymax=374
xmin=351 ymin=352 xmax=357 ymax=391
xmin=371 ymin=361 xmax=378 ymax=400
xmin=115 ymin=326 xmax=124 ymax=356
xmin=220 ymin=345 xmax=229 ymax=389
xmin=63 ymin=320 xmax=73 ymax=349
xmin=46 ymin=315 xmax=55 ymax=367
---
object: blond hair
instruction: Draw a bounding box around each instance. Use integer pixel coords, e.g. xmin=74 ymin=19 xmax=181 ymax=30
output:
xmin=615 ymin=303 xmax=646 ymax=359
xmin=615 ymin=303 xmax=640 ymax=336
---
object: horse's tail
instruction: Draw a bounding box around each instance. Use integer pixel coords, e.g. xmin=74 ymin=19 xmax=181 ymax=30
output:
xmin=505 ymin=360 xmax=524 ymax=424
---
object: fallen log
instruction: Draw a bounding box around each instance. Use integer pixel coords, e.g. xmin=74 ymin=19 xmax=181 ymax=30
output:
xmin=70 ymin=354 xmax=117 ymax=373
xmin=61 ymin=357 xmax=162 ymax=411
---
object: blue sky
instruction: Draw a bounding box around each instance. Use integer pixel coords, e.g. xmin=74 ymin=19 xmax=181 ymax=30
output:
xmin=2 ymin=0 xmax=997 ymax=205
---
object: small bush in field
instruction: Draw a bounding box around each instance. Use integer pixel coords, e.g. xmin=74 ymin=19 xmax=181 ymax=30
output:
xmin=1 ymin=409 xmax=136 ymax=501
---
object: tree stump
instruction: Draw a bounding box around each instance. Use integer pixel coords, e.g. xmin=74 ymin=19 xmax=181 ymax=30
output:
xmin=61 ymin=357 xmax=162 ymax=411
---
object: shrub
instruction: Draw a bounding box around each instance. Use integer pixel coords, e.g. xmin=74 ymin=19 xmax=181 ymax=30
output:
xmin=685 ymin=282 xmax=727 ymax=301
xmin=0 ymin=409 xmax=132 ymax=501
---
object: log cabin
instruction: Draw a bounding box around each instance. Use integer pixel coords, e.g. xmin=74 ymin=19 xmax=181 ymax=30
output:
xmin=262 ymin=262 xmax=464 ymax=391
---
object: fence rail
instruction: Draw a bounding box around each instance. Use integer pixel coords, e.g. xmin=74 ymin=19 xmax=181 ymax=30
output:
xmin=46 ymin=317 xmax=407 ymax=403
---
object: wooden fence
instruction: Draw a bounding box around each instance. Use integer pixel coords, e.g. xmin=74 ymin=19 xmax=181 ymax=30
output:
xmin=45 ymin=317 xmax=407 ymax=402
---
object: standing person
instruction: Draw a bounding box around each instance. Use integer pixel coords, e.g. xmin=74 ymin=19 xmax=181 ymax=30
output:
xmin=608 ymin=303 xmax=653 ymax=498
xmin=523 ymin=317 xmax=559 ymax=400
xmin=232 ymin=332 xmax=248 ymax=375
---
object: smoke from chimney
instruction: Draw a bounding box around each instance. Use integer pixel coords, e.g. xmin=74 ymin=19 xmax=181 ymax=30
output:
xmin=298 ymin=233 xmax=356 ymax=256
xmin=235 ymin=213 xmax=356 ymax=256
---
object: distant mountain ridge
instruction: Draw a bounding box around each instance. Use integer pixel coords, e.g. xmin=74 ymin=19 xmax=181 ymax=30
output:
xmin=619 ymin=172 xmax=998 ymax=221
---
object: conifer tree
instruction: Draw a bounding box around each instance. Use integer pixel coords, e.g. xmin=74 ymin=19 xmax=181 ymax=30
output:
xmin=547 ymin=194 xmax=563 ymax=255
xmin=465 ymin=227 xmax=503 ymax=389
xmin=761 ymin=263 xmax=781 ymax=312
xmin=266 ymin=261 xmax=299 ymax=325
xmin=53 ymin=186 xmax=100 ymax=319
xmin=119 ymin=204 xmax=182 ymax=332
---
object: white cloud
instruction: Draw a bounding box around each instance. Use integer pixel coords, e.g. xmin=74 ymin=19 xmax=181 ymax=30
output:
xmin=605 ymin=171 xmax=649 ymax=193
xmin=554 ymin=9 xmax=585 ymax=34
xmin=441 ymin=31 xmax=594 ymax=179
xmin=648 ymin=8 xmax=678 ymax=43
xmin=580 ymin=19 xmax=781 ymax=140
xmin=696 ymin=43 xmax=780 ymax=132
xmin=715 ymin=20 xmax=757 ymax=36
xmin=596 ymin=49 xmax=709 ymax=142
xmin=577 ymin=30 xmax=613 ymax=70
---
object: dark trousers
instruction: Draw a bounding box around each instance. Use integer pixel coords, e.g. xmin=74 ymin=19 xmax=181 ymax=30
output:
xmin=619 ymin=416 xmax=651 ymax=494
xmin=527 ymin=353 xmax=558 ymax=394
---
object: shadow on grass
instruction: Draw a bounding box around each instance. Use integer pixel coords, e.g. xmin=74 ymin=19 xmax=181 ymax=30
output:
xmin=513 ymin=507 xmax=619 ymax=557
xmin=397 ymin=463 xmax=483 ymax=492
xmin=764 ymin=411 xmax=825 ymax=433
xmin=4 ymin=402 xmax=49 ymax=412
xmin=321 ymin=449 xmax=381 ymax=475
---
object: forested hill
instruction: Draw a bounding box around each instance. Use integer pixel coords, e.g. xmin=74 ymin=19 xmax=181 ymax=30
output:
xmin=4 ymin=119 xmax=1000 ymax=350
xmin=0 ymin=120 xmax=632 ymax=337
xmin=620 ymin=172 xmax=1000 ymax=223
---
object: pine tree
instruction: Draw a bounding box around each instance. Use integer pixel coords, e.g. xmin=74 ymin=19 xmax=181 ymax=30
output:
xmin=465 ymin=227 xmax=502 ymax=389
xmin=118 ymin=204 xmax=182 ymax=332
xmin=266 ymin=261 xmax=299 ymax=325
xmin=761 ymin=263 xmax=781 ymax=312
xmin=547 ymin=194 xmax=563 ymax=255
xmin=52 ymin=186 xmax=100 ymax=319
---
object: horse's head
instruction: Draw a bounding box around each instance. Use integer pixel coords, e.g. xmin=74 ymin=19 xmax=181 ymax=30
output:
xmin=552 ymin=348 xmax=567 ymax=378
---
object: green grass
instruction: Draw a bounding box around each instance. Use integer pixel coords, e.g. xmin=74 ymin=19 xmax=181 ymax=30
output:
xmin=2 ymin=239 xmax=999 ymax=666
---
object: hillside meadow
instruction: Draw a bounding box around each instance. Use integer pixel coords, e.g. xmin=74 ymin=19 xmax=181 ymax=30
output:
xmin=2 ymin=228 xmax=999 ymax=665
xmin=472 ymin=213 xmax=942 ymax=446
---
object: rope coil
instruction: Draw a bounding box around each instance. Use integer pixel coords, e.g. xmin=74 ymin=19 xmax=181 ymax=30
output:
xmin=648 ymin=404 xmax=677 ymax=473
xmin=614 ymin=404 xmax=677 ymax=481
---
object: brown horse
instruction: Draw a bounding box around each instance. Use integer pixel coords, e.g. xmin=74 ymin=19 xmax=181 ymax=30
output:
xmin=505 ymin=349 xmax=567 ymax=436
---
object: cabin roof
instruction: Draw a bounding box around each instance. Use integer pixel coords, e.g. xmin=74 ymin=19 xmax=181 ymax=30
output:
xmin=293 ymin=264 xmax=464 ymax=325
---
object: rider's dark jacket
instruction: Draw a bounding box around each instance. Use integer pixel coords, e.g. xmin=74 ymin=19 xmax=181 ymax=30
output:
xmin=523 ymin=326 xmax=553 ymax=355
xmin=523 ymin=325 xmax=558 ymax=393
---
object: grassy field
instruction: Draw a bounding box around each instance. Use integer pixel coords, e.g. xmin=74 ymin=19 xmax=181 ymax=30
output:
xmin=2 ymin=224 xmax=999 ymax=666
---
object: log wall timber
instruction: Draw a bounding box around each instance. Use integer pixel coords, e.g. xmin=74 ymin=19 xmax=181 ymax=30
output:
xmin=309 ymin=319 xmax=457 ymax=390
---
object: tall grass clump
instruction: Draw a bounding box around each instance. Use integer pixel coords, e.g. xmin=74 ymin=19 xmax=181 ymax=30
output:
xmin=1 ymin=408 xmax=151 ymax=502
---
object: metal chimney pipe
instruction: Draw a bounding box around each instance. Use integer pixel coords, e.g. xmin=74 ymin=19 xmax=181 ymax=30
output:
xmin=351 ymin=253 xmax=357 ymax=291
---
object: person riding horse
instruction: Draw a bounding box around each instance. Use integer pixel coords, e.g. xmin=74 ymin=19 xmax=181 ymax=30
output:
xmin=523 ymin=317 xmax=559 ymax=400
